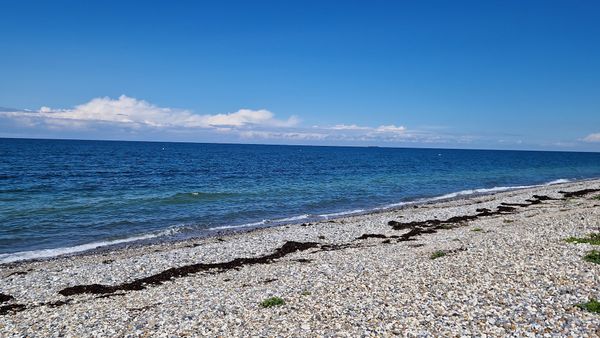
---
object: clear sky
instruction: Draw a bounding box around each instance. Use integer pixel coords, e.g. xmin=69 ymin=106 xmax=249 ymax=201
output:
xmin=1 ymin=0 xmax=599 ymax=151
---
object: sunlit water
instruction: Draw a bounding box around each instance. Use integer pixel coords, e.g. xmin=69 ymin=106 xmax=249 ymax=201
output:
xmin=1 ymin=138 xmax=600 ymax=263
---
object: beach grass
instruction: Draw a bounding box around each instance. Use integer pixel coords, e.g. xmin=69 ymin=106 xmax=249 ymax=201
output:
xmin=260 ymin=297 xmax=285 ymax=308
xmin=471 ymin=227 xmax=483 ymax=232
xmin=430 ymin=250 xmax=446 ymax=259
xmin=576 ymin=299 xmax=600 ymax=313
xmin=564 ymin=233 xmax=600 ymax=245
xmin=583 ymin=250 xmax=600 ymax=264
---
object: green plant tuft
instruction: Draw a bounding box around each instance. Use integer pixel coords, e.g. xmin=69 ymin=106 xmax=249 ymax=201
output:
xmin=565 ymin=233 xmax=600 ymax=245
xmin=430 ymin=250 xmax=446 ymax=259
xmin=301 ymin=290 xmax=311 ymax=296
xmin=592 ymin=195 xmax=600 ymax=201
xmin=583 ymin=250 xmax=600 ymax=264
xmin=576 ymin=298 xmax=600 ymax=313
xmin=260 ymin=296 xmax=285 ymax=308
xmin=503 ymin=219 xmax=514 ymax=224
xmin=471 ymin=227 xmax=483 ymax=232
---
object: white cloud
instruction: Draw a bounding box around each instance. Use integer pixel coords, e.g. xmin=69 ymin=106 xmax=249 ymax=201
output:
xmin=239 ymin=130 xmax=328 ymax=140
xmin=329 ymin=124 xmax=372 ymax=130
xmin=374 ymin=124 xmax=406 ymax=133
xmin=2 ymin=95 xmax=298 ymax=130
xmin=309 ymin=123 xmax=453 ymax=144
xmin=583 ymin=133 xmax=600 ymax=142
xmin=325 ymin=123 xmax=406 ymax=134
xmin=0 ymin=95 xmax=465 ymax=145
xmin=199 ymin=109 xmax=299 ymax=128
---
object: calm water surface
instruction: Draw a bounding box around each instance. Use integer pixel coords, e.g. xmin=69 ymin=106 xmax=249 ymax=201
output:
xmin=1 ymin=138 xmax=600 ymax=262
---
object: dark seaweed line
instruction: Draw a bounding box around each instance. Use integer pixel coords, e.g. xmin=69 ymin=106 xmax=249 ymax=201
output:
xmin=59 ymin=241 xmax=319 ymax=296
xmin=362 ymin=190 xmax=599 ymax=243
xmin=0 ymin=293 xmax=14 ymax=304
xmin=1 ymin=241 xmax=319 ymax=315
xmin=383 ymin=193 xmax=572 ymax=242
xmin=54 ymin=185 xmax=543 ymax=305
xmin=0 ymin=299 xmax=71 ymax=316
xmin=2 ymin=188 xmax=598 ymax=316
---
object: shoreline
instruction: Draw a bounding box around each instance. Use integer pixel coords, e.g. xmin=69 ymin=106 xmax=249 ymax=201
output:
xmin=0 ymin=177 xmax=591 ymax=267
xmin=1 ymin=179 xmax=600 ymax=335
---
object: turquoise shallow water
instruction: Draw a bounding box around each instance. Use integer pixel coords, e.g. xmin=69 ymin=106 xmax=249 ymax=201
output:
xmin=1 ymin=138 xmax=599 ymax=262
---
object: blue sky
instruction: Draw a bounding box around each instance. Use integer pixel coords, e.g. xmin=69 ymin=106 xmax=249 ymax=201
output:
xmin=1 ymin=0 xmax=599 ymax=151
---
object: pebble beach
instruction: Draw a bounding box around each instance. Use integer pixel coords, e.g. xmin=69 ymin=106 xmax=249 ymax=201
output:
xmin=1 ymin=179 xmax=600 ymax=337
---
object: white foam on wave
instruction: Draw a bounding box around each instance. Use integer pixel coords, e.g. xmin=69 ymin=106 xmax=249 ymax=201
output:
xmin=427 ymin=185 xmax=531 ymax=201
xmin=2 ymin=178 xmax=573 ymax=264
xmin=208 ymin=220 xmax=266 ymax=231
xmin=380 ymin=178 xmax=571 ymax=209
xmin=318 ymin=209 xmax=365 ymax=218
xmin=273 ymin=214 xmax=310 ymax=222
xmin=208 ymin=214 xmax=310 ymax=231
xmin=546 ymin=178 xmax=570 ymax=185
xmin=0 ymin=227 xmax=181 ymax=264
xmin=208 ymin=178 xmax=573 ymax=233
xmin=375 ymin=202 xmax=407 ymax=209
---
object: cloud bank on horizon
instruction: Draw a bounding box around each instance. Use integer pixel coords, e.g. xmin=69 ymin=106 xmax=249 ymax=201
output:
xmin=0 ymin=95 xmax=597 ymax=149
xmin=33 ymin=95 xmax=299 ymax=129
xmin=0 ymin=95 xmax=450 ymax=144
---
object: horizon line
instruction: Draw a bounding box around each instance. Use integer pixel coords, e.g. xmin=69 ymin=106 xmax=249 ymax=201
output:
xmin=1 ymin=136 xmax=599 ymax=154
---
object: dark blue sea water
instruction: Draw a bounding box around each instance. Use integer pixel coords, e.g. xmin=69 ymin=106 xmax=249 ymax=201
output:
xmin=1 ymin=138 xmax=600 ymax=263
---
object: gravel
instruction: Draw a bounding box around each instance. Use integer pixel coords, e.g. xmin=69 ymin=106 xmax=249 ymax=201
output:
xmin=1 ymin=179 xmax=599 ymax=336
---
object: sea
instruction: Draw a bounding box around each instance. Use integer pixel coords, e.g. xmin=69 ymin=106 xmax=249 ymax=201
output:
xmin=1 ymin=138 xmax=600 ymax=263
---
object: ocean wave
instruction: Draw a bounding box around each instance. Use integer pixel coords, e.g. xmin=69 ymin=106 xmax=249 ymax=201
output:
xmin=374 ymin=202 xmax=407 ymax=209
xmin=427 ymin=186 xmax=532 ymax=201
xmin=207 ymin=214 xmax=311 ymax=231
xmin=430 ymin=178 xmax=571 ymax=200
xmin=197 ymin=178 xmax=572 ymax=233
xmin=1 ymin=177 xmax=574 ymax=264
xmin=380 ymin=178 xmax=571 ymax=209
xmin=208 ymin=220 xmax=267 ymax=231
xmin=545 ymin=178 xmax=570 ymax=185
xmin=0 ymin=227 xmax=181 ymax=264
xmin=318 ymin=209 xmax=365 ymax=218
xmin=273 ymin=214 xmax=311 ymax=222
